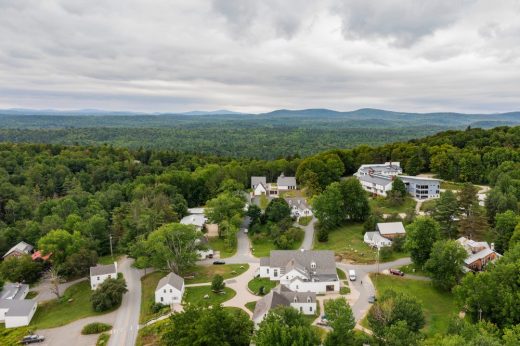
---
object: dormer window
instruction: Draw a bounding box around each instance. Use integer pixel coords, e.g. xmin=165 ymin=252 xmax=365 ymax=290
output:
xmin=294 ymin=297 xmax=298 ymax=303
xmin=310 ymin=262 xmax=316 ymax=269
xmin=307 ymin=296 xmax=311 ymax=303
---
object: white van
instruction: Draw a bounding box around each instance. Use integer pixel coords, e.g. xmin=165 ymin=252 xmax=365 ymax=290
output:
xmin=348 ymin=270 xmax=357 ymax=281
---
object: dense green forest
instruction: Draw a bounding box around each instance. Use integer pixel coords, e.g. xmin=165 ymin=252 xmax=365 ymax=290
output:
xmin=0 ymin=109 xmax=518 ymax=159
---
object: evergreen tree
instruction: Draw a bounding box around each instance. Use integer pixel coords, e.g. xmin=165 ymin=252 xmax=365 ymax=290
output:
xmin=433 ymin=191 xmax=459 ymax=239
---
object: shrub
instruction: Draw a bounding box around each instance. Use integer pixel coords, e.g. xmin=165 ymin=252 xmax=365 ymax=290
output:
xmin=211 ymin=274 xmax=225 ymax=292
xmin=81 ymin=322 xmax=112 ymax=335
xmin=298 ymin=216 xmax=312 ymax=226
xmin=317 ymin=228 xmax=329 ymax=242
xmin=391 ymin=236 xmax=406 ymax=252
xmin=151 ymin=302 xmax=167 ymax=313
xmin=379 ymin=247 xmax=393 ymax=260
xmin=91 ymin=277 xmax=127 ymax=312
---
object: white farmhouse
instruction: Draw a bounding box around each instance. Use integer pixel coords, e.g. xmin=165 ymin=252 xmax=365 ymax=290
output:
xmin=155 ymin=272 xmax=185 ymax=305
xmin=252 ymin=285 xmax=316 ymax=325
xmin=251 ymin=174 xmax=298 ymax=197
xmin=364 ymin=222 xmax=406 ymax=248
xmin=90 ymin=262 xmax=118 ymax=290
xmin=0 ymin=283 xmax=37 ymax=328
xmin=259 ymin=250 xmax=339 ymax=294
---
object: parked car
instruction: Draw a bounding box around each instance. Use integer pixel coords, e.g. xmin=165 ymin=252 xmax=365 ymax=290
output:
xmin=213 ymin=260 xmax=226 ymax=265
xmin=368 ymin=295 xmax=377 ymax=303
xmin=389 ymin=268 xmax=404 ymax=276
xmin=20 ymin=335 xmax=45 ymax=344
xmin=348 ymin=270 xmax=357 ymax=281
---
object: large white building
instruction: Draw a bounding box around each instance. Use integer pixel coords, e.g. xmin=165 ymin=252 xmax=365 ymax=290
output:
xmin=89 ymin=262 xmax=118 ymax=290
xmin=259 ymin=250 xmax=339 ymax=294
xmin=252 ymin=285 xmax=316 ymax=325
xmin=0 ymin=283 xmax=37 ymax=328
xmin=155 ymin=272 xmax=185 ymax=305
xmin=355 ymin=162 xmax=440 ymax=199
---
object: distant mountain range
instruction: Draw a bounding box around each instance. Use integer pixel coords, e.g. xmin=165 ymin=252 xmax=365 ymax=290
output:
xmin=0 ymin=108 xmax=242 ymax=116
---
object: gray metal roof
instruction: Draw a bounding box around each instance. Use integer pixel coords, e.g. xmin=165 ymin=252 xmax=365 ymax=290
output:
xmin=377 ymin=222 xmax=406 ymax=235
xmin=277 ymin=174 xmax=296 ymax=187
xmin=3 ymin=241 xmax=34 ymax=258
xmin=251 ymin=176 xmax=267 ymax=188
xmin=260 ymin=257 xmax=270 ymax=266
xmin=262 ymin=250 xmax=337 ymax=277
xmin=0 ymin=299 xmax=36 ymax=317
xmin=90 ymin=263 xmax=117 ymax=277
xmin=0 ymin=283 xmax=29 ymax=300
xmin=156 ymin=272 xmax=184 ymax=291
xmin=357 ymin=174 xmax=393 ymax=186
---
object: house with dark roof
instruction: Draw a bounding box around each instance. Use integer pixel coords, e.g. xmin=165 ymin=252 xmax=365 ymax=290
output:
xmin=251 ymin=174 xmax=298 ymax=197
xmin=0 ymin=283 xmax=37 ymax=328
xmin=155 ymin=272 xmax=185 ymax=305
xmin=285 ymin=197 xmax=313 ymax=219
xmin=89 ymin=262 xmax=118 ymax=290
xmin=3 ymin=241 xmax=34 ymax=259
xmin=456 ymin=237 xmax=501 ymax=271
xmin=252 ymin=285 xmax=316 ymax=325
xmin=259 ymin=250 xmax=339 ymax=293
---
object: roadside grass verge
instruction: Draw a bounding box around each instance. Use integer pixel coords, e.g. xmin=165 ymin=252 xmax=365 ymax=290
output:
xmin=208 ymin=237 xmax=236 ymax=258
xmin=0 ymin=325 xmax=31 ymax=345
xmin=185 ymin=264 xmax=249 ymax=284
xmin=184 ymin=286 xmax=236 ymax=306
xmin=248 ymin=277 xmax=277 ymax=295
xmin=371 ymin=274 xmax=458 ymax=336
xmin=245 ymin=301 xmax=257 ymax=313
xmin=298 ymin=216 xmax=313 ymax=226
xmin=399 ymin=263 xmax=430 ymax=277
xmin=96 ymin=333 xmax=110 ymax=346
xmin=30 ymin=281 xmax=117 ymax=329
xmin=336 ymin=267 xmax=347 ymax=280
xmin=313 ymin=223 xmax=408 ymax=264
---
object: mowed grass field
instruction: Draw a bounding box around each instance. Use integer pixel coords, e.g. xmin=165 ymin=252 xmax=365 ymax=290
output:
xmin=371 ymin=274 xmax=459 ymax=336
xmin=313 ymin=223 xmax=408 ymax=263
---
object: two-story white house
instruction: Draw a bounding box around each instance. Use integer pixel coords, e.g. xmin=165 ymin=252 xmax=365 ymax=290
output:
xmin=155 ymin=272 xmax=185 ymax=305
xmin=259 ymin=250 xmax=339 ymax=294
xmin=364 ymin=222 xmax=406 ymax=248
xmin=89 ymin=262 xmax=118 ymax=290
xmin=252 ymin=285 xmax=316 ymax=325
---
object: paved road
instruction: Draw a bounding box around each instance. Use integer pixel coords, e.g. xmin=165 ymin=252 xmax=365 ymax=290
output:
xmin=221 ymin=216 xmax=260 ymax=264
xmin=108 ymin=257 xmax=143 ymax=346
xmin=337 ymin=257 xmax=412 ymax=321
xmin=300 ymin=217 xmax=316 ymax=250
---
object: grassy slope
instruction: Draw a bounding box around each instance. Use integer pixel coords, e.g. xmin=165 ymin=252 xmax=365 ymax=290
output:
xmin=371 ymin=274 xmax=459 ymax=336
xmin=30 ymin=281 xmax=115 ymax=329
xmin=369 ymin=197 xmax=417 ymax=214
xmin=185 ymin=264 xmax=249 ymax=284
xmin=313 ymin=223 xmax=408 ymax=263
xmin=247 ymin=277 xmax=277 ymax=295
xmin=140 ymin=271 xmax=169 ymax=324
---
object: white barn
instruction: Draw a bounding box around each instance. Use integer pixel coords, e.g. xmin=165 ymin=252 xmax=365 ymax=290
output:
xmin=259 ymin=250 xmax=339 ymax=294
xmin=155 ymin=272 xmax=185 ymax=305
xmin=90 ymin=262 xmax=118 ymax=290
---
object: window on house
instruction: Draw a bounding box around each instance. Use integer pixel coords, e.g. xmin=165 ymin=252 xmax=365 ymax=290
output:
xmin=307 ymin=297 xmax=311 ymax=303
xmin=300 ymin=307 xmax=303 ymax=312
xmin=161 ymin=297 xmax=163 ymax=302
xmin=274 ymin=269 xmax=278 ymax=277
xmin=267 ymin=268 xmax=269 ymax=274
xmin=310 ymin=262 xmax=316 ymax=269
xmin=164 ymin=289 xmax=166 ymax=293
xmin=97 ymin=276 xmax=100 ymax=281
xmin=170 ymin=289 xmax=172 ymax=293
xmin=310 ymin=306 xmax=313 ymax=312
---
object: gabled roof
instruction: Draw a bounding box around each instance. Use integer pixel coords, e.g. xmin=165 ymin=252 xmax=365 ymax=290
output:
xmin=252 ymin=290 xmax=290 ymax=321
xmin=284 ymin=259 xmax=309 ymax=278
xmin=285 ymin=198 xmax=310 ymax=210
xmin=180 ymin=214 xmax=207 ymax=228
xmin=0 ymin=283 xmax=29 ymax=300
xmin=365 ymin=231 xmax=392 ymax=245
xmin=277 ymin=174 xmax=296 ymax=187
xmin=90 ymin=263 xmax=117 ymax=277
xmin=465 ymin=248 xmax=497 ymax=265
xmin=262 ymin=250 xmax=337 ymax=280
xmin=156 ymin=272 xmax=184 ymax=291
xmin=357 ymin=174 xmax=393 ymax=186
xmin=0 ymin=299 xmax=36 ymax=317
xmin=251 ymin=176 xmax=267 ymax=188
xmin=377 ymin=222 xmax=406 ymax=235
xmin=3 ymin=241 xmax=33 ymax=258
xmin=275 ymin=285 xmax=316 ymax=303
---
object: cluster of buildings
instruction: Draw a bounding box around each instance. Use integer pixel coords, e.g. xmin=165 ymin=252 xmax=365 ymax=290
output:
xmin=456 ymin=237 xmax=501 ymax=271
xmin=253 ymin=249 xmax=339 ymax=325
xmin=355 ymin=162 xmax=440 ymax=200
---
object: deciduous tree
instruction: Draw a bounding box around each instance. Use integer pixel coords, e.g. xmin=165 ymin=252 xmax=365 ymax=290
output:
xmin=405 ymin=217 xmax=441 ymax=266
xmin=424 ymin=240 xmax=467 ymax=291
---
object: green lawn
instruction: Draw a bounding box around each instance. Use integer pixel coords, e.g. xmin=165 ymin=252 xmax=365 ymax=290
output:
xmin=313 ymin=223 xmax=408 ymax=264
xmin=298 ymin=216 xmax=313 ymax=226
xmin=185 ymin=264 xmax=249 ymax=284
xmin=399 ymin=263 xmax=430 ymax=277
xmin=136 ymin=318 xmax=168 ymax=346
xmin=369 ymin=197 xmax=416 ymax=214
xmin=245 ymin=301 xmax=257 ymax=313
xmin=440 ymin=181 xmax=464 ymax=191
xmin=208 ymin=237 xmax=236 ymax=258
xmin=140 ymin=271 xmax=171 ymax=324
xmin=248 ymin=277 xmax=277 ymax=295
xmin=336 ymin=267 xmax=347 ymax=280
xmin=96 ymin=333 xmax=110 ymax=346
xmin=30 ymin=281 xmax=116 ymax=329
xmin=184 ymin=286 xmax=236 ymax=306
xmin=97 ymin=254 xmax=121 ymax=265
xmin=0 ymin=325 xmax=31 ymax=345
xmin=251 ymin=229 xmax=304 ymax=258
xmin=371 ymin=274 xmax=459 ymax=336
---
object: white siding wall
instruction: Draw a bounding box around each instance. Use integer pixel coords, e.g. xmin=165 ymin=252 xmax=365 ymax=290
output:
xmin=4 ymin=304 xmax=37 ymax=328
xmin=290 ymin=302 xmax=316 ymax=315
xmin=259 ymin=266 xmax=282 ymax=281
xmin=90 ymin=272 xmax=117 ymax=290
xmin=287 ymin=279 xmax=339 ymax=294
xmin=0 ymin=307 xmax=7 ymax=322
xmin=155 ymin=284 xmax=184 ymax=305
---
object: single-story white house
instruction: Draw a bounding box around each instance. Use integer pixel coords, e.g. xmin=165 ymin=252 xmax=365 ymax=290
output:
xmin=252 ymin=285 xmax=316 ymax=325
xmin=180 ymin=214 xmax=207 ymax=231
xmin=155 ymin=272 xmax=185 ymax=305
xmin=259 ymin=250 xmax=339 ymax=294
xmin=0 ymin=283 xmax=37 ymax=328
xmin=90 ymin=262 xmax=118 ymax=290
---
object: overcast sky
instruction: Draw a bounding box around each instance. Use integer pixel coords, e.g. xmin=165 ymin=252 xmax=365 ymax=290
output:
xmin=1 ymin=0 xmax=519 ymax=114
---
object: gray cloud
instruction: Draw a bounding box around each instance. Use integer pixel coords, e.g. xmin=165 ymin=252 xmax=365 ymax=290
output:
xmin=0 ymin=0 xmax=519 ymax=113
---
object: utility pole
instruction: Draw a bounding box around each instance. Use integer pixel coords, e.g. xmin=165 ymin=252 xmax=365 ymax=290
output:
xmin=109 ymin=234 xmax=114 ymax=259
xmin=479 ymin=308 xmax=482 ymax=321
xmin=377 ymin=247 xmax=380 ymax=274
